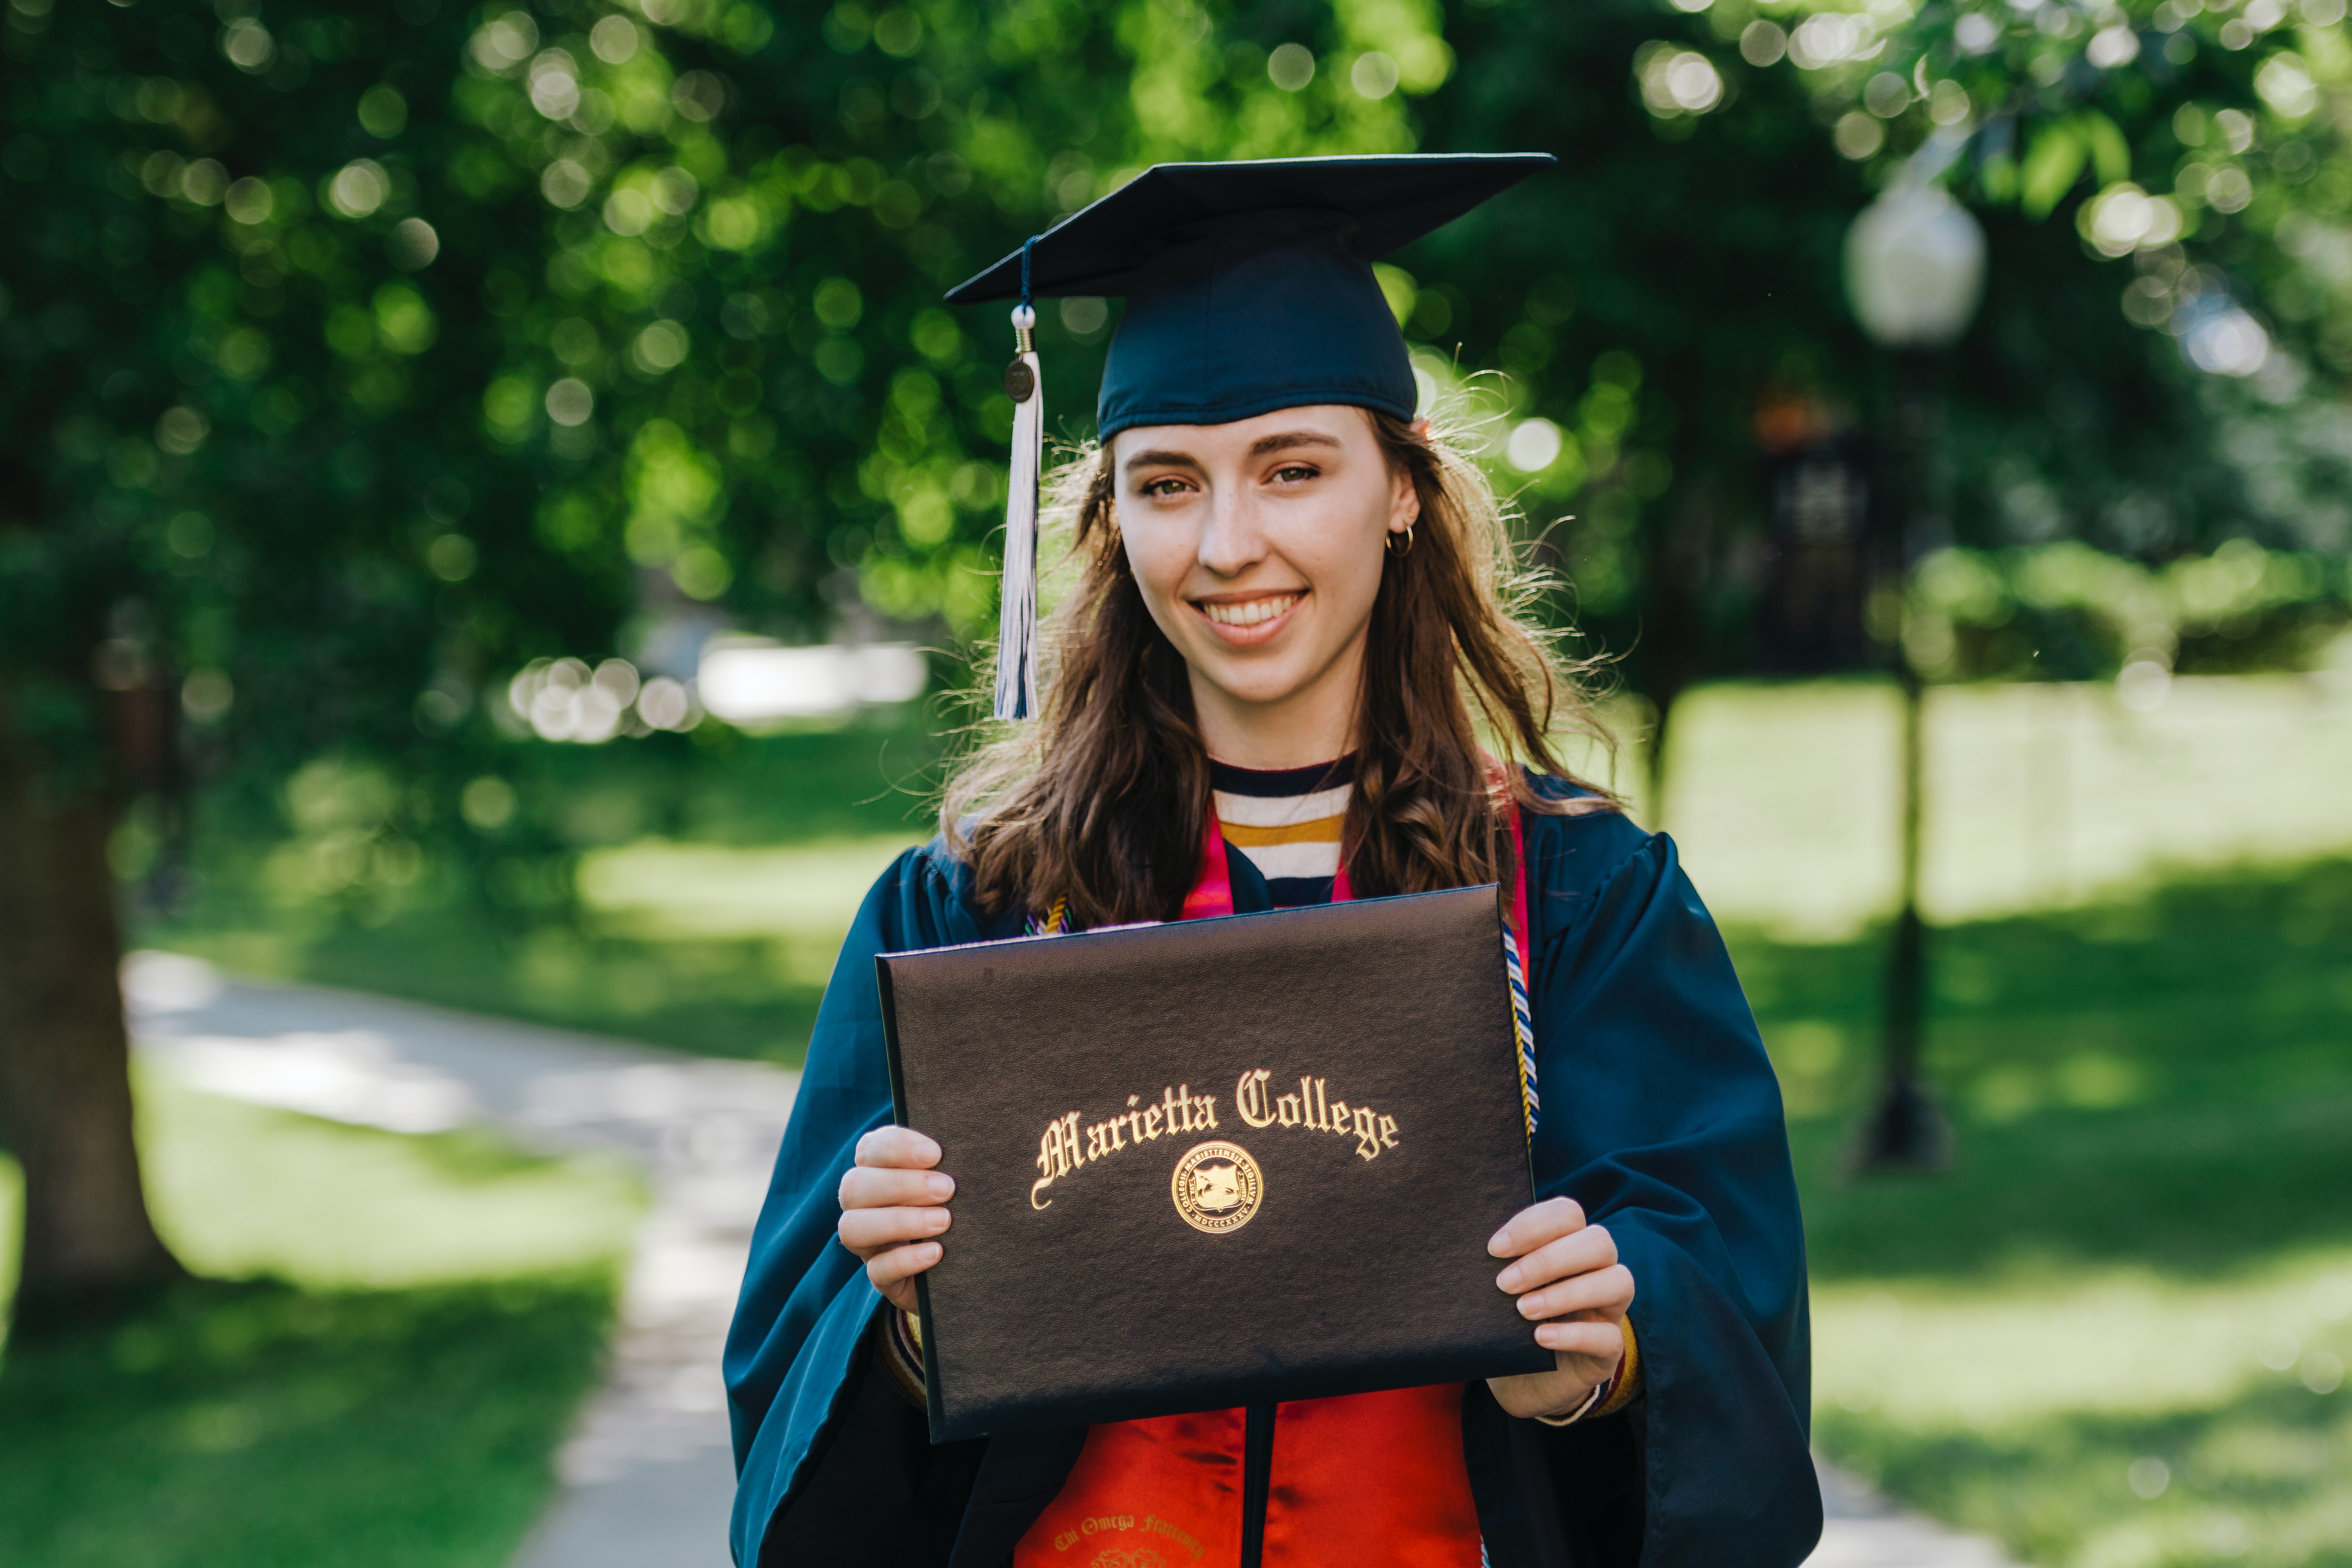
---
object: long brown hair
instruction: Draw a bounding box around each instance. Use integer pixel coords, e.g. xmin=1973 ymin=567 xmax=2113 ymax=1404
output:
xmin=942 ymin=408 xmax=1617 ymax=927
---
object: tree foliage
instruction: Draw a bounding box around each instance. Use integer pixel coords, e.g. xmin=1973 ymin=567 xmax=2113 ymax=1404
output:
xmin=1782 ymin=0 xmax=2352 ymax=563
xmin=0 ymin=0 xmax=628 ymax=800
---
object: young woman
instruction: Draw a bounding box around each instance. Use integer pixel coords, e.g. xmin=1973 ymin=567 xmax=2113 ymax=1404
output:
xmin=726 ymin=156 xmax=1817 ymax=1568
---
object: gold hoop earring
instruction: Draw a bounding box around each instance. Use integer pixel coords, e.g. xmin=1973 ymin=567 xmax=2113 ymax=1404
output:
xmin=1385 ymin=523 xmax=1415 ymax=558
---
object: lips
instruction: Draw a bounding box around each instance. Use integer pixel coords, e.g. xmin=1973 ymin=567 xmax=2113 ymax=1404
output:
xmin=1197 ymin=592 xmax=1302 ymax=628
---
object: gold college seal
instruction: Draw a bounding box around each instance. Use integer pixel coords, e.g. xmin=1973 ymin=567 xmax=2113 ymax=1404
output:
xmin=1171 ymin=1141 xmax=1263 ymax=1234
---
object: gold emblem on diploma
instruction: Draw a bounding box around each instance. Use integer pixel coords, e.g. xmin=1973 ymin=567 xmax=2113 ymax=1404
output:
xmin=1170 ymin=1141 xmax=1263 ymax=1234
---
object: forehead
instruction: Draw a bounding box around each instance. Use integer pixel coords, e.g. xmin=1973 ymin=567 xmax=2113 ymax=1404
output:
xmin=1111 ymin=404 xmax=1376 ymax=465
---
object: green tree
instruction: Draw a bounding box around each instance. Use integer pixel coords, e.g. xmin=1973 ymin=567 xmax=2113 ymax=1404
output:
xmin=1403 ymin=0 xmax=2345 ymax=758
xmin=437 ymin=0 xmax=1448 ymax=650
xmin=1779 ymin=0 xmax=2352 ymax=585
xmin=0 ymin=0 xmax=1457 ymax=1327
xmin=0 ymin=0 xmax=624 ymax=1328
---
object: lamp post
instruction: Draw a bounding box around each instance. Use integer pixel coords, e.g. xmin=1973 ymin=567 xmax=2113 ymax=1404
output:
xmin=1843 ymin=179 xmax=1985 ymax=1172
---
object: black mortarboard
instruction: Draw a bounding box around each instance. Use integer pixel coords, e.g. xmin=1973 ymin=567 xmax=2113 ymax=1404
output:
xmin=953 ymin=153 xmax=1555 ymax=721
xmin=947 ymin=153 xmax=1556 ymax=440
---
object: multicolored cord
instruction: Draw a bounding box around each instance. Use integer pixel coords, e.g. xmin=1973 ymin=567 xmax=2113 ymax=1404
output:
xmin=1504 ymin=925 xmax=1539 ymax=1140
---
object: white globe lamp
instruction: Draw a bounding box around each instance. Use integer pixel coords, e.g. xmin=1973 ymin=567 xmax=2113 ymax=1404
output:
xmin=1844 ymin=183 xmax=1987 ymax=350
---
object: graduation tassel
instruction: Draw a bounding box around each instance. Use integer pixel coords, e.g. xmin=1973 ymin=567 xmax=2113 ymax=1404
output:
xmin=995 ymin=238 xmax=1044 ymax=721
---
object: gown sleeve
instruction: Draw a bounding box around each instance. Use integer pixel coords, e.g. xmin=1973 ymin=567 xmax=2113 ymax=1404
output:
xmin=722 ymin=842 xmax=1004 ymax=1567
xmin=1520 ymin=809 xmax=1820 ymax=1567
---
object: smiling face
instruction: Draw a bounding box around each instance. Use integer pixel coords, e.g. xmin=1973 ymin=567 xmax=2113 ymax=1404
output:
xmin=1113 ymin=405 xmax=1419 ymax=769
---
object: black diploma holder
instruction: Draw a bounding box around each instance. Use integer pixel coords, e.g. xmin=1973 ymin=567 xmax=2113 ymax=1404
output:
xmin=875 ymin=883 xmax=1552 ymax=1443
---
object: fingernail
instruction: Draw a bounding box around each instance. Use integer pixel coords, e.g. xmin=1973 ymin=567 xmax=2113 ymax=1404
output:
xmin=1496 ymin=1264 xmax=1523 ymax=1293
xmin=927 ymin=1174 xmax=955 ymax=1201
xmin=1518 ymin=1293 xmax=1545 ymax=1320
xmin=928 ymin=1208 xmax=951 ymax=1232
xmin=920 ymin=1242 xmax=941 ymax=1261
xmin=1487 ymin=1227 xmax=1511 ymax=1256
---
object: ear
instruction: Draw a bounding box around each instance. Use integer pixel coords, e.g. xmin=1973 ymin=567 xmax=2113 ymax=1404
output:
xmin=1388 ymin=459 xmax=1422 ymax=534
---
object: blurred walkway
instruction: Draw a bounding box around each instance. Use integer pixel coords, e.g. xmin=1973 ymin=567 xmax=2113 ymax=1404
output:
xmin=124 ymin=951 xmax=789 ymax=1568
xmin=122 ymin=953 xmax=2024 ymax=1568
xmin=1810 ymin=1458 xmax=2024 ymax=1567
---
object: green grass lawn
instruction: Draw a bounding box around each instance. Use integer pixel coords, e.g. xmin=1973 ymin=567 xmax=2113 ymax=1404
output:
xmin=140 ymin=676 xmax=2352 ymax=1063
xmin=0 ymin=1080 xmax=643 ymax=1568
xmin=142 ymin=720 xmax=943 ymax=1062
xmin=1740 ymin=856 xmax=2352 ymax=1568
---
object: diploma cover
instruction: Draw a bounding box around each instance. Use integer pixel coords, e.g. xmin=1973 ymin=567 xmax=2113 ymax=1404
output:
xmin=877 ymin=884 xmax=1551 ymax=1441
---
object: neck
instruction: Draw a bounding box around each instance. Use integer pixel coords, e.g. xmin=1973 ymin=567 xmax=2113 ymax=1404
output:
xmin=1187 ymin=645 xmax=1364 ymax=771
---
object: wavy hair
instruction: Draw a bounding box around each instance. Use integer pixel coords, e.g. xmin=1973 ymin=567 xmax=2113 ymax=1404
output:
xmin=941 ymin=408 xmax=1617 ymax=927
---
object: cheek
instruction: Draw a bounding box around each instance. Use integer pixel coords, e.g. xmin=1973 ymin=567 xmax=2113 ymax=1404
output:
xmin=1283 ymin=497 xmax=1389 ymax=621
xmin=1118 ymin=510 xmax=1192 ymax=610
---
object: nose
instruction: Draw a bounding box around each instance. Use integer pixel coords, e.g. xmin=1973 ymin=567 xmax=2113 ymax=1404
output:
xmin=1194 ymin=481 xmax=1266 ymax=580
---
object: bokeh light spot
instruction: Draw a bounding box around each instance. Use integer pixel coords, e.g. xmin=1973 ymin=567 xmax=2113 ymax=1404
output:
xmin=1351 ymin=51 xmax=1399 ymax=100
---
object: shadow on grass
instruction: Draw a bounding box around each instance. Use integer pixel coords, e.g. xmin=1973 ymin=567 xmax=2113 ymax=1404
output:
xmin=1791 ymin=1092 xmax=2352 ymax=1283
xmin=213 ymin=907 xmax=829 ymax=1065
xmin=1731 ymin=856 xmax=2352 ymax=1283
xmin=0 ymin=1272 xmax=615 ymax=1568
xmin=1742 ymin=858 xmax=2352 ymax=1566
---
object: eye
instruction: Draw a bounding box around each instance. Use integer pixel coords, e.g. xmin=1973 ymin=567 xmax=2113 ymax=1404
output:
xmin=1269 ymin=463 xmax=1319 ymax=485
xmin=1139 ymin=475 xmax=1193 ymax=498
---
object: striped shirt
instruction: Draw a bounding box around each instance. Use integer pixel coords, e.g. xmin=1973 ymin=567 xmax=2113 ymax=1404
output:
xmin=1210 ymin=754 xmax=1354 ymax=908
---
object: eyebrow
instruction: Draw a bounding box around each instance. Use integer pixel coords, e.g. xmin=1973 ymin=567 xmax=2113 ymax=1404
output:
xmin=1247 ymin=430 xmax=1342 ymax=459
xmin=1122 ymin=448 xmax=1201 ymax=475
xmin=1120 ymin=430 xmax=1342 ymax=476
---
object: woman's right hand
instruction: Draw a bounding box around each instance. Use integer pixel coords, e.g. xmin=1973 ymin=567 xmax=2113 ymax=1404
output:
xmin=837 ymin=1125 xmax=955 ymax=1312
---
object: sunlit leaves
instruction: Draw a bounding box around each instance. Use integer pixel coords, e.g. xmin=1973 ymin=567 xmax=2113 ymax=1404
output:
xmin=2020 ymin=113 xmax=2132 ymax=221
xmin=2079 ymin=182 xmax=2186 ymax=257
xmin=386 ymin=217 xmax=438 ymax=270
xmin=1636 ymin=42 xmax=1728 ymax=119
xmin=373 ymin=285 xmax=437 ymax=355
xmin=2255 ymin=51 xmax=2320 ymax=119
xmin=622 ymin=418 xmax=725 ymax=600
xmin=541 ymin=159 xmax=593 ymax=210
xmin=468 ymin=11 xmax=541 ymax=78
xmin=628 ymin=320 xmax=689 ymax=374
xmin=483 ymin=376 xmax=541 ymax=443
xmin=696 ymin=187 xmax=777 ymax=252
xmin=221 ymin=18 xmax=275 ymax=74
xmin=357 ymin=85 xmax=408 ymax=139
xmin=590 ymin=16 xmax=641 ymax=64
xmin=325 ymin=159 xmax=389 ymax=220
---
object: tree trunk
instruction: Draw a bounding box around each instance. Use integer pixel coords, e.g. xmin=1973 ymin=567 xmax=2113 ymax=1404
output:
xmin=0 ymin=735 xmax=183 ymax=1333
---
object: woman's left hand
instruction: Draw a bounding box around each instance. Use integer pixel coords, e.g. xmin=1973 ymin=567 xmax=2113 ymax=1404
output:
xmin=1484 ymin=1196 xmax=1635 ymax=1421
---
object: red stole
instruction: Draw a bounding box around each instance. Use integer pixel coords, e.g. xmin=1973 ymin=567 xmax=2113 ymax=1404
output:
xmin=1013 ymin=809 xmax=1532 ymax=1568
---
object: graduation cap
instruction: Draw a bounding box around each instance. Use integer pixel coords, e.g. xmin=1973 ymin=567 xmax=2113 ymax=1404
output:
xmin=947 ymin=153 xmax=1556 ymax=720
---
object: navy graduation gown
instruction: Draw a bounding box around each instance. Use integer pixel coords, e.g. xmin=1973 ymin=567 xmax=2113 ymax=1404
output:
xmin=723 ymin=789 xmax=1821 ymax=1566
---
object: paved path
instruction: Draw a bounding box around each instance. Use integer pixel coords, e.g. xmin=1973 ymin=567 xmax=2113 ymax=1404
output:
xmin=123 ymin=951 xmax=2022 ymax=1568
xmin=124 ymin=951 xmax=786 ymax=1568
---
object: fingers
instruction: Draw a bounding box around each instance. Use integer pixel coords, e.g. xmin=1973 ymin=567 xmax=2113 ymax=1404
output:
xmin=1533 ymin=1318 xmax=1627 ymax=1359
xmin=1488 ymin=1196 xmax=1586 ymax=1259
xmin=857 ymin=1126 xmax=943 ymax=1171
xmin=840 ymin=1164 xmax=955 ymax=1211
xmin=1494 ymin=1223 xmax=1618 ymax=1295
xmin=838 ymin=1203 xmax=951 ymax=1256
xmin=865 ymin=1240 xmax=942 ymax=1303
xmin=1512 ymin=1262 xmax=1634 ymax=1325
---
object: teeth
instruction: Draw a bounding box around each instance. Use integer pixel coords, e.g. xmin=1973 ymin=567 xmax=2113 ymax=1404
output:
xmin=1202 ymin=594 xmax=1300 ymax=628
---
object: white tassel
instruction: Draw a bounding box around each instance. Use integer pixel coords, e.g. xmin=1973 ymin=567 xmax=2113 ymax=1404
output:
xmin=995 ymin=301 xmax=1043 ymax=721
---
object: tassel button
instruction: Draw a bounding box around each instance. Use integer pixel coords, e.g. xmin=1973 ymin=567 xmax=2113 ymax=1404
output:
xmin=1003 ymin=358 xmax=1036 ymax=403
